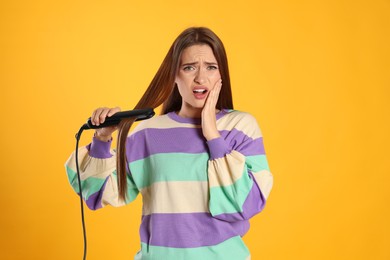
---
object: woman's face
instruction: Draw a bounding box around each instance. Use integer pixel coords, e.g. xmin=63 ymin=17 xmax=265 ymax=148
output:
xmin=175 ymin=44 xmax=221 ymax=113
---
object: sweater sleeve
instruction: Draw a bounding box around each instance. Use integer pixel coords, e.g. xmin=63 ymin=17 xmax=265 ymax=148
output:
xmin=207 ymin=113 xmax=273 ymax=222
xmin=64 ymin=136 xmax=139 ymax=210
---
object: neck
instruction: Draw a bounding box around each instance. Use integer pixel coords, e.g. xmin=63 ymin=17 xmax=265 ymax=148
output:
xmin=177 ymin=105 xmax=220 ymax=118
xmin=177 ymin=108 xmax=202 ymax=118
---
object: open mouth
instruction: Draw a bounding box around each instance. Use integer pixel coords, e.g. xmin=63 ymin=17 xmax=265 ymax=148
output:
xmin=193 ymin=89 xmax=207 ymax=94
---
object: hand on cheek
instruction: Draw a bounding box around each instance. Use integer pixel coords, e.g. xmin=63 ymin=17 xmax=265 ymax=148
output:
xmin=201 ymin=79 xmax=222 ymax=141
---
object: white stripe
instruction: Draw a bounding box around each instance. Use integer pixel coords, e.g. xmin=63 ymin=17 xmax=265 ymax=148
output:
xmin=131 ymin=114 xmax=200 ymax=135
xmin=208 ymin=150 xmax=246 ymax=188
xmin=131 ymin=111 xmax=263 ymax=140
xmin=140 ymin=181 xmax=209 ymax=215
xmin=217 ymin=111 xmax=262 ymax=139
xmin=65 ymin=146 xmax=116 ymax=180
xmin=252 ymin=169 xmax=273 ymax=199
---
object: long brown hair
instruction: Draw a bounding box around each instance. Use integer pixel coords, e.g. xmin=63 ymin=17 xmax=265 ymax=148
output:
xmin=116 ymin=27 xmax=234 ymax=201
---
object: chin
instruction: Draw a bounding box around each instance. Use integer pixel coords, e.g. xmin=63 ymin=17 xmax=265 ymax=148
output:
xmin=181 ymin=99 xmax=207 ymax=111
xmin=191 ymin=101 xmax=206 ymax=109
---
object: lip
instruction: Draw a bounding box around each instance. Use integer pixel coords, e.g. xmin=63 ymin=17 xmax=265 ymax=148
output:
xmin=192 ymin=86 xmax=209 ymax=100
xmin=192 ymin=86 xmax=209 ymax=92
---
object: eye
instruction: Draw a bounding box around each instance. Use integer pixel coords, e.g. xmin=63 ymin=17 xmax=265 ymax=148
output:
xmin=183 ymin=66 xmax=195 ymax=71
xmin=207 ymin=65 xmax=218 ymax=70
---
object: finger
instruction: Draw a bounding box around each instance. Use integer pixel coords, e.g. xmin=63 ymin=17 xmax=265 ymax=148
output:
xmin=107 ymin=106 xmax=121 ymax=117
xmin=216 ymin=79 xmax=222 ymax=95
xmin=209 ymin=81 xmax=222 ymax=107
xmin=203 ymin=79 xmax=222 ymax=113
xmin=212 ymin=78 xmax=222 ymax=89
xmin=99 ymin=108 xmax=111 ymax=124
xmin=215 ymin=83 xmax=222 ymax=103
xmin=202 ymin=94 xmax=216 ymax=117
xmin=93 ymin=108 xmax=105 ymax=125
xmin=91 ymin=109 xmax=98 ymax=125
xmin=203 ymin=91 xmax=212 ymax=110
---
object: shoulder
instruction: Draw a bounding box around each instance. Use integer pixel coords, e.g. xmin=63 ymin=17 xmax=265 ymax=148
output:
xmin=219 ymin=109 xmax=263 ymax=138
xmin=223 ymin=109 xmax=258 ymax=122
xmin=129 ymin=113 xmax=170 ymax=135
xmin=130 ymin=112 xmax=198 ymax=136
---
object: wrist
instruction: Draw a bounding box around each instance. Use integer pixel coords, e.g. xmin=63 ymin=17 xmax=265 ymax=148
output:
xmin=205 ymin=133 xmax=221 ymax=141
xmin=206 ymin=136 xmax=231 ymax=160
xmin=94 ymin=131 xmax=112 ymax=142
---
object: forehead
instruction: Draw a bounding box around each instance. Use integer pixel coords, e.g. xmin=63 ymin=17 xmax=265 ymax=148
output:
xmin=180 ymin=44 xmax=217 ymax=62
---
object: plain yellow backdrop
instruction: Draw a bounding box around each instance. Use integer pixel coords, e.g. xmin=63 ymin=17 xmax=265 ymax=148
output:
xmin=1 ymin=0 xmax=389 ymax=259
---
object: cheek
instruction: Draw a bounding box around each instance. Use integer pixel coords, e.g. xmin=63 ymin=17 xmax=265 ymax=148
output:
xmin=176 ymin=74 xmax=192 ymax=89
xmin=175 ymin=79 xmax=188 ymax=98
xmin=212 ymin=70 xmax=221 ymax=79
xmin=209 ymin=70 xmax=221 ymax=83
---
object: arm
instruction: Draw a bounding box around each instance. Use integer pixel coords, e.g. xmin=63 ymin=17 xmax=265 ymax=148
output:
xmin=65 ymin=136 xmax=139 ymax=210
xmin=207 ymin=113 xmax=273 ymax=222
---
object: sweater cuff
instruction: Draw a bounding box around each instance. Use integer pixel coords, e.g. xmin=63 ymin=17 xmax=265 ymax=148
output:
xmin=206 ymin=137 xmax=231 ymax=160
xmin=86 ymin=137 xmax=113 ymax=159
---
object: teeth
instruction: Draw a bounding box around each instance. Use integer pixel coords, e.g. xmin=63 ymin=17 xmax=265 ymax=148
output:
xmin=193 ymin=89 xmax=206 ymax=93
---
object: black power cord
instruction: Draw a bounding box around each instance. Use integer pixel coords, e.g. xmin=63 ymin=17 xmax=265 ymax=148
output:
xmin=72 ymin=108 xmax=155 ymax=260
xmin=75 ymin=125 xmax=88 ymax=260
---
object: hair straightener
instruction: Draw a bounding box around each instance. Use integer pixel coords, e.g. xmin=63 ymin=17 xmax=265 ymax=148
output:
xmin=74 ymin=108 xmax=155 ymax=260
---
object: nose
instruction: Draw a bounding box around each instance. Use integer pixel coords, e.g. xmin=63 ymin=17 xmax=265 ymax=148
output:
xmin=194 ymin=68 xmax=206 ymax=84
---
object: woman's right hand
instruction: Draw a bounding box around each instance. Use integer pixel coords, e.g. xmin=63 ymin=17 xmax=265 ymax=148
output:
xmin=91 ymin=107 xmax=121 ymax=142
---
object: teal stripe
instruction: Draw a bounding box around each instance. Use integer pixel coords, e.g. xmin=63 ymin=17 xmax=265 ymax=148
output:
xmin=136 ymin=236 xmax=250 ymax=260
xmin=209 ymin=167 xmax=253 ymax=215
xmin=246 ymin=154 xmax=270 ymax=172
xmin=106 ymin=170 xmax=139 ymax=204
xmin=129 ymin=153 xmax=209 ymax=189
xmin=111 ymin=170 xmax=140 ymax=204
xmin=66 ymin=166 xmax=108 ymax=200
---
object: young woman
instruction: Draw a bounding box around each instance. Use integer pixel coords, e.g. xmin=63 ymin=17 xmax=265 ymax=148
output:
xmin=65 ymin=27 xmax=273 ymax=260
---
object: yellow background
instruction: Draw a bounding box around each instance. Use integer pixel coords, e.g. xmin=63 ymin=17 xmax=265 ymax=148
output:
xmin=1 ymin=0 xmax=389 ymax=259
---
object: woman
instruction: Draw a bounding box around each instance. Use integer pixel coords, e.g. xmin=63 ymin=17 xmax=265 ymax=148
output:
xmin=65 ymin=27 xmax=273 ymax=260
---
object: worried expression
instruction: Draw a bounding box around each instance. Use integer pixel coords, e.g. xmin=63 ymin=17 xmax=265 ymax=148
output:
xmin=175 ymin=44 xmax=221 ymax=110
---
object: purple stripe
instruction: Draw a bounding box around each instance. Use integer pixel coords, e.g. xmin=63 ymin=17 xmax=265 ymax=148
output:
xmin=139 ymin=212 xmax=249 ymax=248
xmin=207 ymin=137 xmax=231 ymax=159
xmin=221 ymin=129 xmax=265 ymax=156
xmin=213 ymin=172 xmax=266 ymax=222
xmin=84 ymin=177 xmax=109 ymax=210
xmin=126 ymin=127 xmax=208 ymax=162
xmin=87 ymin=137 xmax=113 ymax=159
xmin=126 ymin=127 xmax=264 ymax=162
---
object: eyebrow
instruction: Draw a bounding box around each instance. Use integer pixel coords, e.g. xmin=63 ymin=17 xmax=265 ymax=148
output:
xmin=181 ymin=61 xmax=218 ymax=66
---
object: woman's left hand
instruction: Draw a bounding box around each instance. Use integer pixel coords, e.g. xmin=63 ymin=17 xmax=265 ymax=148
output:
xmin=201 ymin=79 xmax=223 ymax=141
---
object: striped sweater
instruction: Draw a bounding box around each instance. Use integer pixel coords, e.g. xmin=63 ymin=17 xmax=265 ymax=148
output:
xmin=65 ymin=109 xmax=273 ymax=260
